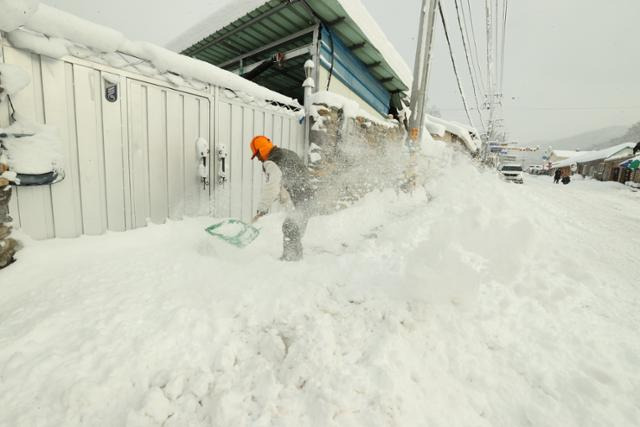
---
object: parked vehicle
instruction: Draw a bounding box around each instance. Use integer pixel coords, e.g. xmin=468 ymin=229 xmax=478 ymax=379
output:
xmin=498 ymin=164 xmax=524 ymax=184
xmin=528 ymin=165 xmax=544 ymax=175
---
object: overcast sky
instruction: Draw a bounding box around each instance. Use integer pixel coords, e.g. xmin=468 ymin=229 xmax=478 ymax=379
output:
xmin=41 ymin=0 xmax=640 ymax=144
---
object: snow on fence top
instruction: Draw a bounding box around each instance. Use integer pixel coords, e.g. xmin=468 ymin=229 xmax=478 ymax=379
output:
xmin=0 ymin=0 xmax=301 ymax=109
xmin=310 ymin=91 xmax=396 ymax=128
xmin=426 ymin=115 xmax=480 ymax=154
xmin=167 ymin=0 xmax=413 ymax=89
xmin=553 ymin=142 xmax=636 ymax=168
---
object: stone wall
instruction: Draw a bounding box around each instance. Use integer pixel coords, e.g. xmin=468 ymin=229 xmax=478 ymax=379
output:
xmin=308 ymin=102 xmax=405 ymax=212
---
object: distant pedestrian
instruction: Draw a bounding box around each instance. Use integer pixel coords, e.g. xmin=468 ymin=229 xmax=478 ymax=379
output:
xmin=553 ymin=169 xmax=561 ymax=184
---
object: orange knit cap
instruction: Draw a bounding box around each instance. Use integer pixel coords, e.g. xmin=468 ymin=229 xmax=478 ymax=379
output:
xmin=250 ymin=135 xmax=274 ymax=160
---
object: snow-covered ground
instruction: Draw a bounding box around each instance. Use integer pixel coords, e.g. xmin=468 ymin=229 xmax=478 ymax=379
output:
xmin=1 ymin=143 xmax=639 ymax=426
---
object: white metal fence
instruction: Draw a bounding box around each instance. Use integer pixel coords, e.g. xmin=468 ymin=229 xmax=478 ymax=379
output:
xmin=1 ymin=43 xmax=304 ymax=240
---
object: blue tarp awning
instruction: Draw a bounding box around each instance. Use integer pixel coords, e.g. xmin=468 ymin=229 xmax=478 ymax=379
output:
xmin=319 ymin=27 xmax=391 ymax=116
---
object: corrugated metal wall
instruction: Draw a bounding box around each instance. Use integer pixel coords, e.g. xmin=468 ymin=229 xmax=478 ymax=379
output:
xmin=0 ymin=44 xmax=304 ymax=240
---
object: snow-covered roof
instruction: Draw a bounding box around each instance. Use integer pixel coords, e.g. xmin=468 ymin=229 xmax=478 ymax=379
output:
xmin=551 ymin=150 xmax=587 ymax=159
xmin=167 ymin=0 xmax=268 ymax=53
xmin=0 ymin=0 xmax=301 ymax=108
xmin=167 ymin=0 xmax=413 ymax=89
xmin=553 ymin=143 xmax=636 ymax=168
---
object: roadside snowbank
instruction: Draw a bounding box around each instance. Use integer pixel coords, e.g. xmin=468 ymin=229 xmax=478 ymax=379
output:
xmin=1 ymin=143 xmax=639 ymax=426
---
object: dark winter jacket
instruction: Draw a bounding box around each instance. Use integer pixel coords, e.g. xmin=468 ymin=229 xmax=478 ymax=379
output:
xmin=257 ymin=147 xmax=313 ymax=212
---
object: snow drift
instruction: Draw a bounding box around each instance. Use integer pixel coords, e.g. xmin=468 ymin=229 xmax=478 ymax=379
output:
xmin=1 ymin=141 xmax=639 ymax=426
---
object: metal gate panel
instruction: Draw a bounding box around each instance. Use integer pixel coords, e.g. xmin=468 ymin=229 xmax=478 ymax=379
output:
xmin=2 ymin=47 xmax=55 ymax=239
xmin=40 ymin=59 xmax=84 ymax=238
xmin=2 ymin=41 xmax=305 ymax=240
xmin=73 ymin=65 xmax=109 ymax=236
xmin=241 ymin=107 xmax=255 ymax=221
xmin=228 ymin=103 xmax=243 ymax=220
xmin=100 ymin=72 xmax=128 ymax=232
xmin=252 ymin=110 xmax=265 ymax=216
xmin=281 ymin=115 xmax=291 ymax=151
xmin=182 ymin=96 xmax=200 ymax=216
xmin=198 ymin=97 xmax=211 ymax=215
xmin=215 ymin=101 xmax=232 ymax=219
xmin=273 ymin=115 xmax=283 ymax=150
xmin=147 ymin=86 xmax=169 ymax=225
xmin=127 ymin=80 xmax=151 ymax=229
xmin=166 ymin=91 xmax=185 ymax=220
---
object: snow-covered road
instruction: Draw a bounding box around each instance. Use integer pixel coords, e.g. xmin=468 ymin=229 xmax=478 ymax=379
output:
xmin=1 ymin=145 xmax=639 ymax=426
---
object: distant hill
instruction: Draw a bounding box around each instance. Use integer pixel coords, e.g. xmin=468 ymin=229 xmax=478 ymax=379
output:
xmin=532 ymin=126 xmax=627 ymax=152
xmin=521 ymin=126 xmax=626 ymax=167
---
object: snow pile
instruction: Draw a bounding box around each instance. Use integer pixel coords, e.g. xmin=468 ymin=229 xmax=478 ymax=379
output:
xmin=1 ymin=119 xmax=63 ymax=174
xmin=2 ymin=1 xmax=299 ymax=108
xmin=1 ymin=144 xmax=640 ymax=424
xmin=424 ymin=118 xmax=446 ymax=137
xmin=26 ymin=4 xmax=127 ymax=53
xmin=0 ymin=63 xmax=30 ymax=100
xmin=0 ymin=0 xmax=38 ymax=32
xmin=5 ymin=30 xmax=70 ymax=59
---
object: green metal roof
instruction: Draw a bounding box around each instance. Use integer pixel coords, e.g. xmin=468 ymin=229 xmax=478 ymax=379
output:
xmin=180 ymin=0 xmax=409 ymax=108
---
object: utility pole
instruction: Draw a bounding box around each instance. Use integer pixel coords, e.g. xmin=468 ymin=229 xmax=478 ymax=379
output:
xmin=484 ymin=0 xmax=495 ymax=142
xmin=407 ymin=0 xmax=439 ymax=142
xmin=404 ymin=0 xmax=438 ymax=189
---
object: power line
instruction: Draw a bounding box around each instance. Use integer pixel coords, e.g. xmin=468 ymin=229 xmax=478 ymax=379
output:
xmin=464 ymin=0 xmax=486 ymax=95
xmin=499 ymin=0 xmax=509 ymax=92
xmin=440 ymin=106 xmax=640 ymax=111
xmin=438 ymin=2 xmax=475 ymax=128
xmin=494 ymin=0 xmax=499 ymax=89
xmin=453 ymin=0 xmax=486 ymax=131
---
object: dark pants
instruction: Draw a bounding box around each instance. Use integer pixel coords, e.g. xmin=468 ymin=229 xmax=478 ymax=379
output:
xmin=282 ymin=202 xmax=312 ymax=261
xmin=0 ymin=186 xmax=12 ymax=223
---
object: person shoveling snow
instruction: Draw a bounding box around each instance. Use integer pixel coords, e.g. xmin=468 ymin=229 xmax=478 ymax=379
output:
xmin=250 ymin=135 xmax=314 ymax=261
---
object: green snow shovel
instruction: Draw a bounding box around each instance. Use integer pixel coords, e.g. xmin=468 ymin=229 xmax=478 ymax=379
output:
xmin=205 ymin=219 xmax=260 ymax=248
